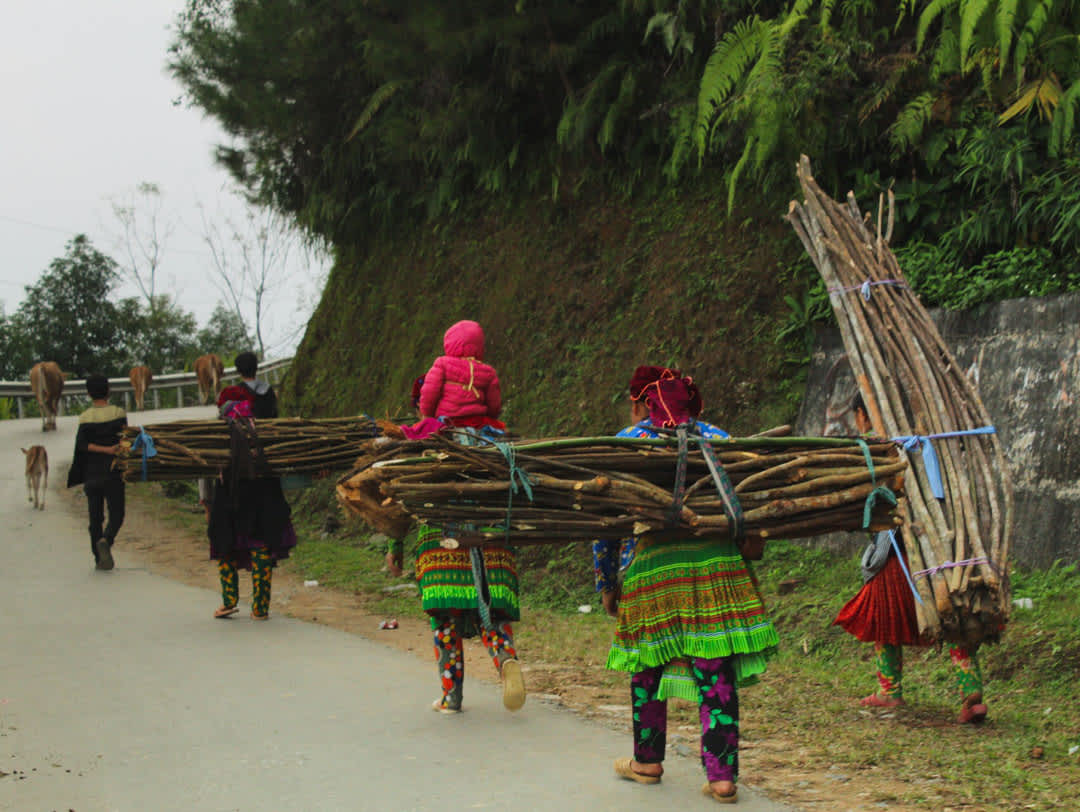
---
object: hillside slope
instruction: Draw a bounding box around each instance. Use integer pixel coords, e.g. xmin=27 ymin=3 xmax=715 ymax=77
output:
xmin=281 ymin=188 xmax=806 ymax=435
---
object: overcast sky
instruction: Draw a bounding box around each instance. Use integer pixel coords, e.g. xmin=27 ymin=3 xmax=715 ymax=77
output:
xmin=0 ymin=0 xmax=327 ymax=360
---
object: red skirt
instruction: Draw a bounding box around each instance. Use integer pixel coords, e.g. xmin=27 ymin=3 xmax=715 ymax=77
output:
xmin=833 ymin=553 xmax=928 ymax=646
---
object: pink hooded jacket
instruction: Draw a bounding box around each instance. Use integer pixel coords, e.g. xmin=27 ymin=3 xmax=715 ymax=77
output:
xmin=419 ymin=320 xmax=502 ymax=420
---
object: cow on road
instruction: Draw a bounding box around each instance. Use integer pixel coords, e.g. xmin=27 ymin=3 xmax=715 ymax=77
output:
xmin=129 ymin=365 xmax=152 ymax=411
xmin=29 ymin=361 xmax=64 ymax=431
xmin=194 ymin=354 xmax=224 ymax=405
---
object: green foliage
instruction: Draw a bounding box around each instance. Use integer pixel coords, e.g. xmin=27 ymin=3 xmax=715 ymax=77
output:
xmin=195 ymin=303 xmax=252 ymax=364
xmin=16 ymin=235 xmax=127 ymax=377
xmin=119 ymin=294 xmax=200 ymax=373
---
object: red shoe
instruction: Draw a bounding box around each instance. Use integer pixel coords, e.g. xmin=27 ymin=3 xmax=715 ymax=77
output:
xmin=860 ymin=693 xmax=904 ymax=708
xmin=959 ymin=693 xmax=988 ymax=724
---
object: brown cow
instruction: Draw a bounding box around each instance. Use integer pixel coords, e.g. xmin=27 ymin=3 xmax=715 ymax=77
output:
xmin=194 ymin=353 xmax=224 ymax=405
xmin=29 ymin=361 xmax=64 ymax=431
xmin=21 ymin=445 xmax=48 ymax=510
xmin=129 ymin=365 xmax=152 ymax=411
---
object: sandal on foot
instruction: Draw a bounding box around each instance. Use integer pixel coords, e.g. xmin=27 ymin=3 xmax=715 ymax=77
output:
xmin=959 ymin=692 xmax=988 ymax=724
xmin=250 ymin=612 xmax=269 ymax=621
xmin=213 ymin=605 xmax=239 ymax=619
xmin=614 ymin=757 xmax=661 ymax=785
xmin=702 ymin=782 xmax=738 ymax=803
xmin=860 ymin=693 xmax=904 ymax=708
xmin=501 ymin=658 xmax=526 ymax=711
xmin=431 ymin=699 xmax=462 ymax=714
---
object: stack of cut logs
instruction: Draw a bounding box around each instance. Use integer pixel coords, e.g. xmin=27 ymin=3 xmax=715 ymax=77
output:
xmin=336 ymin=432 xmax=906 ymax=545
xmin=787 ymin=155 xmax=1013 ymax=646
xmin=116 ymin=417 xmax=379 ymax=482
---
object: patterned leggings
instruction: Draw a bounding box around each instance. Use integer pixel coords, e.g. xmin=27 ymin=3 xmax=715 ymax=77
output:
xmin=632 ymin=658 xmax=739 ymax=784
xmin=219 ymin=547 xmax=273 ymax=617
xmin=873 ymin=642 xmax=984 ymax=699
xmin=432 ymin=614 xmax=517 ymax=710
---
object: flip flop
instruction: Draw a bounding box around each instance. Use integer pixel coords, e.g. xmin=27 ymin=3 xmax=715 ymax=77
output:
xmin=431 ymin=699 xmax=462 ymax=714
xmin=501 ymin=658 xmax=526 ymax=711
xmin=701 ymin=782 xmax=738 ymax=803
xmin=250 ymin=612 xmax=269 ymax=621
xmin=213 ymin=605 xmax=239 ymax=619
xmin=860 ymin=693 xmax=904 ymax=708
xmin=614 ymin=757 xmax=661 ymax=785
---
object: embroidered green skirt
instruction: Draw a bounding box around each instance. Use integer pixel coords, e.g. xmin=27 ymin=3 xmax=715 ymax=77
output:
xmin=414 ymin=524 xmax=520 ymax=635
xmin=607 ymin=536 xmax=778 ymax=700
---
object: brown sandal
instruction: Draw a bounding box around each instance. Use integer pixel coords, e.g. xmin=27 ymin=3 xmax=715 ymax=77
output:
xmin=702 ymin=782 xmax=738 ymax=803
xmin=614 ymin=757 xmax=661 ymax=784
xmin=213 ymin=605 xmax=239 ymax=619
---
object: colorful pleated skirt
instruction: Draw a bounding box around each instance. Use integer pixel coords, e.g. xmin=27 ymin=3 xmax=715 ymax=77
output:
xmin=414 ymin=525 xmax=520 ymax=634
xmin=607 ymin=536 xmax=778 ymax=699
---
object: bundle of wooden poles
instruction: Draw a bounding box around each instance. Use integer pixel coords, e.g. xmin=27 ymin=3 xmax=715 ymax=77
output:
xmin=787 ymin=155 xmax=1013 ymax=646
xmin=116 ymin=417 xmax=379 ymax=482
xmin=336 ymin=431 xmax=906 ymax=546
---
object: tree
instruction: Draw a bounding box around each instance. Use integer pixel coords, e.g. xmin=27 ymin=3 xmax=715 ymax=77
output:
xmin=18 ymin=235 xmax=126 ymax=377
xmin=110 ymin=181 xmax=177 ymax=317
xmin=0 ymin=308 xmax=33 ymax=381
xmin=200 ymin=200 xmax=302 ymax=359
xmin=196 ymin=302 xmax=252 ymax=362
xmin=117 ymin=294 xmax=200 ymax=373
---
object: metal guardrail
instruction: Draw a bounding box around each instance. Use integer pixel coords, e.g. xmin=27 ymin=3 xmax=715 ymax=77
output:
xmin=0 ymin=357 xmax=293 ymax=418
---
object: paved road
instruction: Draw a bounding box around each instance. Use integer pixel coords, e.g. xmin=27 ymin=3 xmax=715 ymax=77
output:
xmin=0 ymin=407 xmax=796 ymax=812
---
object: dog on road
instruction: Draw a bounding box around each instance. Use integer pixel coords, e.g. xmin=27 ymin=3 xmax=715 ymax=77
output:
xmin=22 ymin=445 xmax=48 ymax=510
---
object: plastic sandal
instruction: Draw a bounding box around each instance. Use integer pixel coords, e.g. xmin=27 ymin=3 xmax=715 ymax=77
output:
xmin=501 ymin=658 xmax=526 ymax=711
xmin=701 ymin=782 xmax=738 ymax=803
xmin=213 ymin=605 xmax=239 ymax=619
xmin=614 ymin=757 xmax=661 ymax=784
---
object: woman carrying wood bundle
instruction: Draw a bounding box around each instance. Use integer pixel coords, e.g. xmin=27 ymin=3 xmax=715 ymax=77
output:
xmin=596 ymin=366 xmax=778 ymax=804
xmin=208 ymin=352 xmax=297 ymax=620
xmin=834 ymin=397 xmax=989 ymax=724
xmin=389 ymin=327 xmax=525 ymax=714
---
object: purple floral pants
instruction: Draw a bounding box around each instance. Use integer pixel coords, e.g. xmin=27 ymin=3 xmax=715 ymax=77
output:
xmin=631 ymin=657 xmax=739 ymax=783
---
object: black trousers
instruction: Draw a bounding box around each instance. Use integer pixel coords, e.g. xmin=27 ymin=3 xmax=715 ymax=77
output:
xmin=86 ymin=478 xmax=125 ymax=558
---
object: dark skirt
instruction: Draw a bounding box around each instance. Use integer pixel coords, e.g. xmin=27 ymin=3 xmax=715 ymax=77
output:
xmin=208 ymin=477 xmax=297 ymax=570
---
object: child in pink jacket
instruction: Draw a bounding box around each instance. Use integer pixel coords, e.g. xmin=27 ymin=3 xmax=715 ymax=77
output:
xmin=419 ymin=320 xmax=503 ymax=427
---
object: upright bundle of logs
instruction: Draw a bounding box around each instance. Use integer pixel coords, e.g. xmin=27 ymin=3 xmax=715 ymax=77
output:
xmin=337 ymin=433 xmax=905 ymax=545
xmin=116 ymin=417 xmax=379 ymax=482
xmin=787 ymin=155 xmax=1013 ymax=645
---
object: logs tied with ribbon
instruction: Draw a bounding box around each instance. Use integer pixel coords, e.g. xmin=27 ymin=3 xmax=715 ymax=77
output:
xmin=336 ymin=431 xmax=906 ymax=548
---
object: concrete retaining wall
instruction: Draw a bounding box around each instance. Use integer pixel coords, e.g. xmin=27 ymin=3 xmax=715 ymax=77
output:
xmin=796 ymin=292 xmax=1080 ymax=568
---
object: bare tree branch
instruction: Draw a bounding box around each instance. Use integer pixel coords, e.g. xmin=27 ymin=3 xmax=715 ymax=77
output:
xmin=109 ymin=182 xmax=176 ymax=316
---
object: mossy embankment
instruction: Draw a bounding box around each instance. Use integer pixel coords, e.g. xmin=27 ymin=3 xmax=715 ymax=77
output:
xmin=280 ymin=187 xmax=807 ymax=435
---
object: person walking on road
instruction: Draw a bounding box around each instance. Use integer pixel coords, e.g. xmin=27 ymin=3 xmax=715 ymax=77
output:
xmin=207 ymin=352 xmax=297 ymax=620
xmin=67 ymin=374 xmax=128 ymax=571
xmin=595 ymin=366 xmax=779 ymax=803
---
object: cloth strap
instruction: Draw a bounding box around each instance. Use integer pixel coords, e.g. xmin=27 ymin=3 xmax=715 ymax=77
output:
xmin=696 ymin=433 xmax=744 ymax=541
xmin=887 ymin=530 xmax=923 ymax=605
xmin=857 ymin=438 xmax=897 ymax=528
xmin=665 ymin=426 xmax=691 ymax=527
xmin=891 ymin=427 xmax=997 ymax=500
xmin=131 ymin=429 xmax=158 ymax=482
xmin=828 ymin=279 xmax=908 ymax=300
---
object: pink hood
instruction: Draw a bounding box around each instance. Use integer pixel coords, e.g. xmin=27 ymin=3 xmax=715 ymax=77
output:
xmin=443 ymin=320 xmax=485 ymax=359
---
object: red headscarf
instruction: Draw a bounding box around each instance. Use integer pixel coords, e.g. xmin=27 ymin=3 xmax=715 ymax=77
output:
xmin=628 ymin=365 xmax=703 ymax=428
